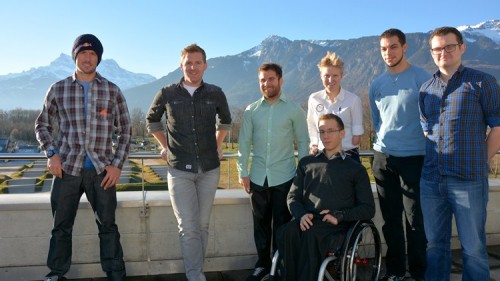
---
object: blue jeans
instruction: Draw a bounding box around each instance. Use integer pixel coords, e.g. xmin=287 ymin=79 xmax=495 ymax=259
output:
xmin=420 ymin=176 xmax=489 ymax=281
xmin=167 ymin=166 xmax=220 ymax=281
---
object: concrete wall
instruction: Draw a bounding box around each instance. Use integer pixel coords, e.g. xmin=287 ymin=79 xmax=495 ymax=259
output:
xmin=1 ymin=180 xmax=500 ymax=281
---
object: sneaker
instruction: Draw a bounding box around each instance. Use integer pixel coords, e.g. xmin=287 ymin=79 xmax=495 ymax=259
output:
xmin=379 ymin=275 xmax=406 ymax=281
xmin=246 ymin=267 xmax=270 ymax=281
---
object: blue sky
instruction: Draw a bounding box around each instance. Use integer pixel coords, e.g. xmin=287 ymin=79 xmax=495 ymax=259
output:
xmin=1 ymin=0 xmax=498 ymax=78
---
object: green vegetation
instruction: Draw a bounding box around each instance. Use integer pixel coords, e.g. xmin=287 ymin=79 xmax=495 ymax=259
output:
xmin=0 ymin=175 xmax=9 ymax=193
xmin=116 ymin=182 xmax=167 ymax=191
xmin=0 ymin=144 xmax=497 ymax=194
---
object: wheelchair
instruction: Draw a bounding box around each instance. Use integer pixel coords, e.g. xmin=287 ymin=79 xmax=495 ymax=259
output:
xmin=269 ymin=220 xmax=382 ymax=281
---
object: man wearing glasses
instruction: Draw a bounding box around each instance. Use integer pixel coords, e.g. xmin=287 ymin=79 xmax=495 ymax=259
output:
xmin=278 ymin=113 xmax=375 ymax=281
xmin=419 ymin=26 xmax=500 ymax=280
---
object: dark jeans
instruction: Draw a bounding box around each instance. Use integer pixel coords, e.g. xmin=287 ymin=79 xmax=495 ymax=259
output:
xmin=277 ymin=219 xmax=348 ymax=281
xmin=372 ymin=151 xmax=426 ymax=278
xmin=47 ymin=170 xmax=126 ymax=280
xmin=250 ymin=178 xmax=293 ymax=269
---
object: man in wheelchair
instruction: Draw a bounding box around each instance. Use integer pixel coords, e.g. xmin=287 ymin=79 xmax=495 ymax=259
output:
xmin=277 ymin=113 xmax=376 ymax=281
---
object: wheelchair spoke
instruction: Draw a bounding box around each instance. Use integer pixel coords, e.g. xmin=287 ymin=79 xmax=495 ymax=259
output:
xmin=341 ymin=222 xmax=382 ymax=281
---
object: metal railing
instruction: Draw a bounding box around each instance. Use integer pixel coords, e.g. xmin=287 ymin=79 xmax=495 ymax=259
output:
xmin=1 ymin=150 xmax=498 ymax=190
xmin=0 ymin=151 xmax=376 ymax=189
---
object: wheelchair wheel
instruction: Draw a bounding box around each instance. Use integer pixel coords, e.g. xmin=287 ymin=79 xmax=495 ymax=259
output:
xmin=340 ymin=221 xmax=382 ymax=281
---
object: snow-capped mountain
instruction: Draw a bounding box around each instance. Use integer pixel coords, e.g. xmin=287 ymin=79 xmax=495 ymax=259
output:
xmin=458 ymin=19 xmax=500 ymax=43
xmin=1 ymin=19 xmax=498 ymax=112
xmin=0 ymin=53 xmax=155 ymax=89
xmin=0 ymin=54 xmax=155 ymax=110
xmin=123 ymin=19 xmax=499 ymax=112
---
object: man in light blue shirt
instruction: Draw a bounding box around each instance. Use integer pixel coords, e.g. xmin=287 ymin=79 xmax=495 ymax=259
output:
xmin=369 ymin=29 xmax=430 ymax=281
xmin=238 ymin=63 xmax=309 ymax=281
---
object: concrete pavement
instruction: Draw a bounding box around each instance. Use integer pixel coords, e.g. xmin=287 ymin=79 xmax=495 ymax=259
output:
xmin=63 ymin=246 xmax=500 ymax=281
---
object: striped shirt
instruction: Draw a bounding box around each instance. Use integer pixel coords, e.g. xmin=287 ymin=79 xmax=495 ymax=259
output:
xmin=419 ymin=65 xmax=500 ymax=181
xmin=35 ymin=72 xmax=132 ymax=176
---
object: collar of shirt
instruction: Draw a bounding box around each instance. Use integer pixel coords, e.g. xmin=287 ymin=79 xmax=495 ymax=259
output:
xmin=177 ymin=77 xmax=205 ymax=89
xmin=433 ymin=64 xmax=465 ymax=80
xmin=321 ymin=88 xmax=346 ymax=104
xmin=257 ymin=93 xmax=288 ymax=106
xmin=71 ymin=72 xmax=103 ymax=84
xmin=317 ymin=149 xmax=347 ymax=160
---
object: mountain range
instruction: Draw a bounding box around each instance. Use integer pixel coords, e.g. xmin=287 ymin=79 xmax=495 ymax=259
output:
xmin=1 ymin=19 xmax=499 ymax=112
xmin=0 ymin=54 xmax=156 ymax=110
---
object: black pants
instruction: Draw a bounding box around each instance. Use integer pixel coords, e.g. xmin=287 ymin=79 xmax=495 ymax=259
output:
xmin=372 ymin=151 xmax=427 ymax=278
xmin=47 ymin=170 xmax=126 ymax=280
xmin=277 ymin=219 xmax=348 ymax=281
xmin=250 ymin=178 xmax=293 ymax=269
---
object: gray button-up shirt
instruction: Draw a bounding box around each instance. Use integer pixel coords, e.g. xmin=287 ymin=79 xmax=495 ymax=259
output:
xmin=146 ymin=79 xmax=232 ymax=173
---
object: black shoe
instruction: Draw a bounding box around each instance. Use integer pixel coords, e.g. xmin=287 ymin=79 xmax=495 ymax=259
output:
xmin=247 ymin=267 xmax=270 ymax=281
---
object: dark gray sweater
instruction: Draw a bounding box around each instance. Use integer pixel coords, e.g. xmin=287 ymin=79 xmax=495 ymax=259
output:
xmin=287 ymin=152 xmax=375 ymax=223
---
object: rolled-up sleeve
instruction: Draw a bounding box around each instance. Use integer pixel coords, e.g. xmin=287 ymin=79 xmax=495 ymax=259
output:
xmin=146 ymin=89 xmax=166 ymax=133
xmin=216 ymin=90 xmax=232 ymax=131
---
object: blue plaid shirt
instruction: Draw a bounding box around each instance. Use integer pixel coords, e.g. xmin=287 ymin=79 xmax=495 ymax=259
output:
xmin=419 ymin=65 xmax=500 ymax=181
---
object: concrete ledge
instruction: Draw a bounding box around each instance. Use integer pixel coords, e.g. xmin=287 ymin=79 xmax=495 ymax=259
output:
xmin=0 ymin=189 xmax=256 ymax=281
xmin=1 ymin=181 xmax=500 ymax=280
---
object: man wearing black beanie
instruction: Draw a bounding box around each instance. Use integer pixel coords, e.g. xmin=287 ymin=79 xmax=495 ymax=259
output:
xmin=72 ymin=33 xmax=104 ymax=65
xmin=35 ymin=34 xmax=131 ymax=281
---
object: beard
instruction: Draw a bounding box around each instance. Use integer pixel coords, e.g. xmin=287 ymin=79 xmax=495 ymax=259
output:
xmin=386 ymin=55 xmax=403 ymax=68
xmin=262 ymin=85 xmax=281 ymax=99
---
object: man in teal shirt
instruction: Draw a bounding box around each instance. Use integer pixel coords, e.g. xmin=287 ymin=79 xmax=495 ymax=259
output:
xmin=238 ymin=63 xmax=309 ymax=281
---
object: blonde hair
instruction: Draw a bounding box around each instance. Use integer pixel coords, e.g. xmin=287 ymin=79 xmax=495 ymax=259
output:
xmin=317 ymin=51 xmax=344 ymax=74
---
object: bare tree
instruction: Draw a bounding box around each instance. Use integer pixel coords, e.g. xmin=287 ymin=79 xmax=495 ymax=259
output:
xmin=0 ymin=109 xmax=40 ymax=144
xmin=360 ymin=91 xmax=374 ymax=151
xmin=229 ymin=107 xmax=245 ymax=148
xmin=130 ymin=108 xmax=146 ymax=138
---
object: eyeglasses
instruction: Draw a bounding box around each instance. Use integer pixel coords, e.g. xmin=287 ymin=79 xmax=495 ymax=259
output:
xmin=319 ymin=129 xmax=342 ymax=135
xmin=430 ymin=44 xmax=461 ymax=55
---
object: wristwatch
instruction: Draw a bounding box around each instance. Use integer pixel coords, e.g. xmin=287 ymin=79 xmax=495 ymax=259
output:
xmin=46 ymin=150 xmax=58 ymax=158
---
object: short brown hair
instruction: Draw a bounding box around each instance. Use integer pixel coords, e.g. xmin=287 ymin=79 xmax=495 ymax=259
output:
xmin=429 ymin=27 xmax=464 ymax=46
xmin=181 ymin=44 xmax=207 ymax=63
xmin=379 ymin=28 xmax=406 ymax=45
xmin=259 ymin=63 xmax=283 ymax=79
xmin=318 ymin=113 xmax=344 ymax=130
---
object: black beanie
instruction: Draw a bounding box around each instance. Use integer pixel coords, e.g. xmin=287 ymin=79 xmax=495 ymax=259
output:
xmin=72 ymin=34 xmax=104 ymax=65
